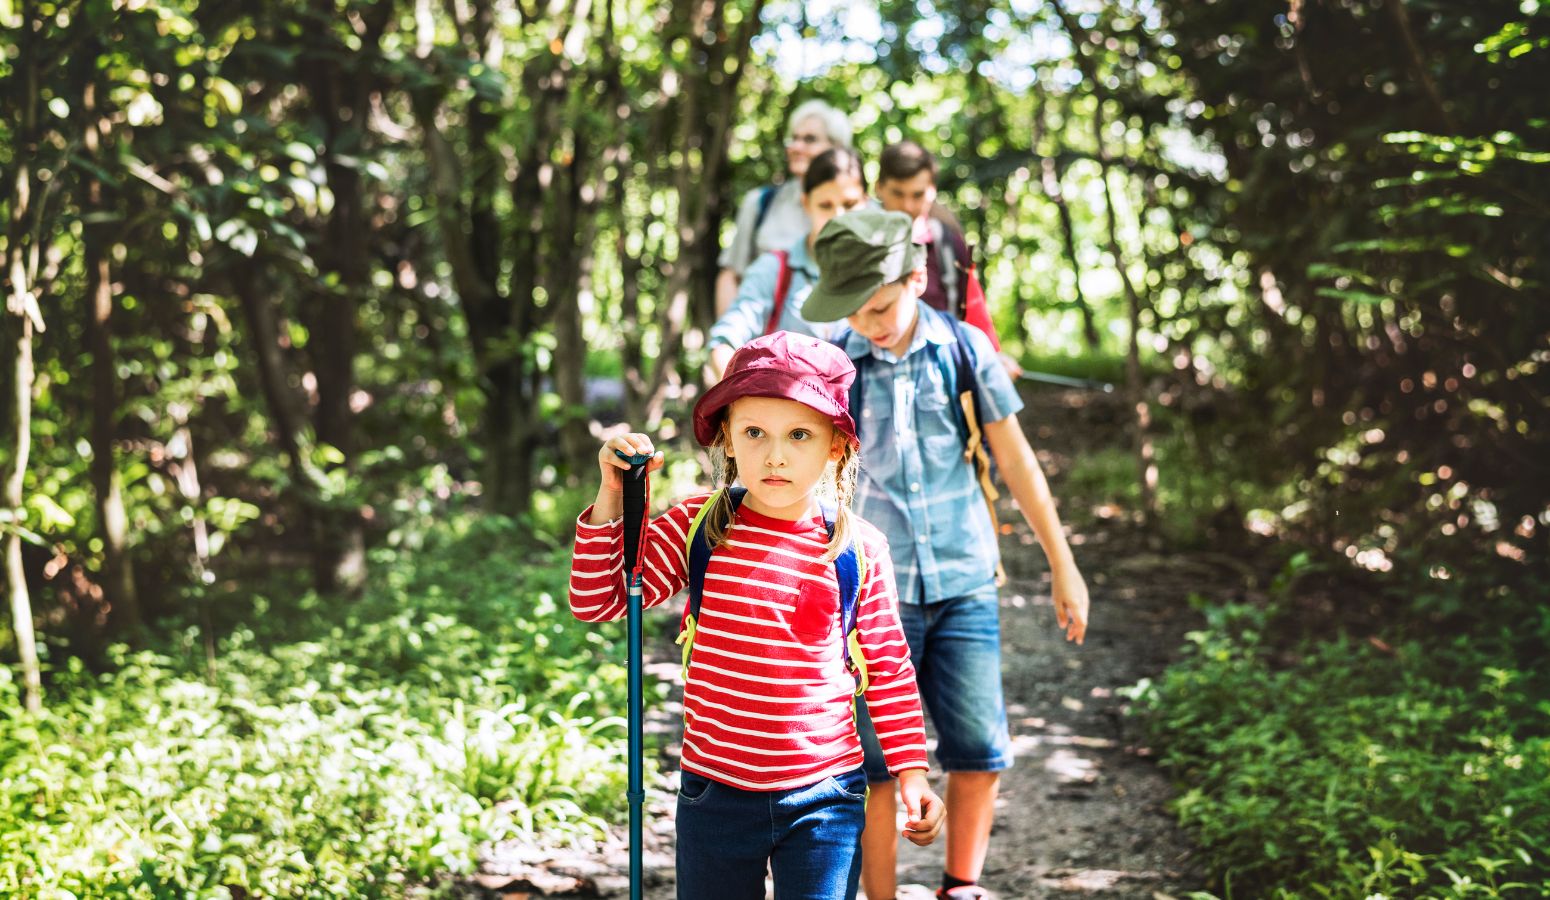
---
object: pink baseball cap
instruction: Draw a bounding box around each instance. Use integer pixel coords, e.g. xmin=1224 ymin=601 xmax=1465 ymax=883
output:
xmin=693 ymin=331 xmax=859 ymax=448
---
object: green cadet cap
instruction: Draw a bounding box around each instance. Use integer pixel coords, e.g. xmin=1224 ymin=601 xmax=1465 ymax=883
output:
xmin=802 ymin=209 xmax=925 ymax=322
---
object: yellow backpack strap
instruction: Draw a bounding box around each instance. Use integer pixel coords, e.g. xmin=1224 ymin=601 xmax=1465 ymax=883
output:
xmin=844 ymin=541 xmax=871 ymax=697
xmin=676 ymin=615 xmax=698 ymax=682
xmin=677 ymin=489 xmax=725 ymax=681
xmin=959 ymin=391 xmax=1007 ymax=586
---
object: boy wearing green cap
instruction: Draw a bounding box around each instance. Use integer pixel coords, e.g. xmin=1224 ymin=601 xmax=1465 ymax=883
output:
xmin=803 ymin=209 xmax=1091 ymax=900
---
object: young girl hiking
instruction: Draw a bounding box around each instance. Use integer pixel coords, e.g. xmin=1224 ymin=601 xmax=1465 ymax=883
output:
xmin=569 ymin=331 xmax=946 ymax=900
xmin=706 ymin=147 xmax=870 ymax=382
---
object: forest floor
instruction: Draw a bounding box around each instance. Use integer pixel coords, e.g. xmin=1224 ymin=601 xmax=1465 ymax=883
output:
xmin=478 ymin=383 xmax=1243 ymax=899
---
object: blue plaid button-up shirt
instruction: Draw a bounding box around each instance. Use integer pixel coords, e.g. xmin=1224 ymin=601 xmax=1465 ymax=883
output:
xmin=841 ymin=310 xmax=1024 ymax=606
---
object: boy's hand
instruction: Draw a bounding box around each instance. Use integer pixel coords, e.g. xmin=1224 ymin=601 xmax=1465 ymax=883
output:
xmin=896 ymin=770 xmax=944 ymax=846
xmin=598 ymin=432 xmax=665 ymax=493
xmin=1052 ymin=566 xmax=1090 ymax=644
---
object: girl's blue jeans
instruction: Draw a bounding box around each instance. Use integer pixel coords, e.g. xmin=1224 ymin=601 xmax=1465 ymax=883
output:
xmin=675 ymin=767 xmax=868 ymax=900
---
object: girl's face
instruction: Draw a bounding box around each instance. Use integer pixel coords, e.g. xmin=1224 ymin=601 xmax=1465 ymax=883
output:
xmin=802 ymin=174 xmax=868 ymax=241
xmin=785 ymin=116 xmax=834 ymax=178
xmin=725 ymin=396 xmax=846 ymax=521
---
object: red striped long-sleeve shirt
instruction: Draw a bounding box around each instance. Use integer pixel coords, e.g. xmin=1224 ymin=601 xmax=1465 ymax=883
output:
xmin=570 ymin=493 xmax=929 ymax=791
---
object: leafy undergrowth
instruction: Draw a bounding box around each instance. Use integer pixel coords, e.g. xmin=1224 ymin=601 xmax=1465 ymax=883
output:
xmin=1132 ymin=596 xmax=1550 ymax=899
xmin=0 ymin=515 xmax=637 ymax=899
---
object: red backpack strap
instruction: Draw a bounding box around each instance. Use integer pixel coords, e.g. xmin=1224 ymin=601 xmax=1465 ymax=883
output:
xmin=764 ymin=250 xmax=792 ymax=336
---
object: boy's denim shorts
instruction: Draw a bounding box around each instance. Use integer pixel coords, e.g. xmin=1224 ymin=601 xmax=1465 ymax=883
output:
xmin=859 ymin=584 xmax=1012 ymax=782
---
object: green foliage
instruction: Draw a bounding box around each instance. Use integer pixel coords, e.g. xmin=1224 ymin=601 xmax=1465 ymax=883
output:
xmin=1151 ymin=0 xmax=1550 ymax=588
xmin=0 ymin=518 xmax=633 ymax=898
xmin=1132 ymin=600 xmax=1550 ymax=897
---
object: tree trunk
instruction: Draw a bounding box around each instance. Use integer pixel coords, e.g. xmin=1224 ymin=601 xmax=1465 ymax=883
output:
xmin=1098 ymin=164 xmax=1158 ymax=523
xmin=166 ymin=412 xmax=217 ymax=682
xmin=551 ymin=140 xmax=608 ymax=481
xmin=233 ymin=268 xmax=307 ymax=467
xmin=302 ymin=0 xmax=384 ymax=591
xmin=641 ymin=0 xmax=766 ymax=426
xmin=4 ymin=1 xmax=44 ymax=714
xmin=616 ymin=177 xmax=647 ymax=425
xmin=1055 ymin=2 xmax=1157 ymax=522
xmin=1037 ymin=92 xmax=1099 ymax=350
xmin=1044 ymin=156 xmax=1100 ymax=350
xmin=82 ymin=79 xmax=143 ymax=634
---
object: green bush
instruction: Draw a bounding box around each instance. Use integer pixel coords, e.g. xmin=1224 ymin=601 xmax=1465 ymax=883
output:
xmin=0 ymin=516 xmax=636 ymax=899
xmin=1132 ymin=601 xmax=1550 ymax=898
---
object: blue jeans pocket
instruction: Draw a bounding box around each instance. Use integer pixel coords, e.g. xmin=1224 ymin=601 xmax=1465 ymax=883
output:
xmin=679 ymin=771 xmax=714 ymax=805
xmin=827 ymin=768 xmax=869 ymax=802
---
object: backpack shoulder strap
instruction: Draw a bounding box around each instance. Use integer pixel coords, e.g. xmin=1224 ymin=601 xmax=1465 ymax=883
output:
xmin=764 ymin=250 xmax=792 ymax=336
xmin=830 ymin=333 xmax=866 ymax=428
xmin=820 ymin=505 xmax=869 ymax=696
xmin=679 ymin=488 xmax=746 ymax=677
xmin=939 ymin=311 xmax=1007 ymax=582
xmin=928 ymin=217 xmax=961 ymax=316
xmin=684 ymin=487 xmax=746 ymax=621
xmin=943 ymin=310 xmax=979 ymax=413
xmin=753 ymin=184 xmax=779 ymax=232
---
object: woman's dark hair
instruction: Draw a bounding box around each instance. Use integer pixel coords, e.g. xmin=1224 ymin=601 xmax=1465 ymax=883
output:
xmin=802 ymin=147 xmax=868 ymax=195
xmin=878 ymin=140 xmax=939 ymax=184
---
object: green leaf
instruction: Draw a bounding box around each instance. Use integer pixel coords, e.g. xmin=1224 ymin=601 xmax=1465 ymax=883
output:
xmin=29 ymin=493 xmax=76 ymax=529
xmin=0 ymin=520 xmax=48 ymax=547
xmin=1315 ymin=287 xmax=1389 ymax=306
xmin=284 ymin=142 xmax=317 ymax=164
xmin=209 ymin=76 xmax=242 ymax=115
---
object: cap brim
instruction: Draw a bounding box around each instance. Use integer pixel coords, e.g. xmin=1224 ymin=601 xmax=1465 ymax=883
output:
xmin=692 ymin=367 xmax=857 ymax=447
xmin=801 ymin=281 xmax=880 ymax=323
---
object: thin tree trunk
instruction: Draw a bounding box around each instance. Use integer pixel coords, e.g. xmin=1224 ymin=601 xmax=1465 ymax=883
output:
xmin=493 ymin=0 xmax=584 ymax=514
xmin=641 ymin=0 xmax=766 ymax=425
xmin=166 ymin=412 xmax=217 ymax=682
xmin=82 ymin=79 xmax=142 ymax=633
xmin=1044 ymin=157 xmax=1099 ymax=350
xmin=1383 ymin=0 xmax=1456 ymax=133
xmin=1098 ymin=162 xmax=1158 ymax=523
xmin=616 ymin=178 xmax=647 ymax=424
xmin=1041 ymin=93 xmax=1099 ymax=349
xmin=549 ymin=119 xmax=596 ymax=481
xmin=4 ymin=1 xmax=44 ymax=714
xmin=303 ymin=0 xmax=384 ymax=590
xmin=233 ymin=269 xmax=306 ymax=466
xmin=1055 ymin=1 xmax=1157 ymax=522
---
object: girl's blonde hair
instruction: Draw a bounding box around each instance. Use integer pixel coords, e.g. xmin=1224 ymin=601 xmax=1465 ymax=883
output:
xmin=703 ymin=424 xmax=860 ymax=562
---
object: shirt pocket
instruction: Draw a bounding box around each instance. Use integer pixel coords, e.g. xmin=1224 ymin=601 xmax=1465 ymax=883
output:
xmin=915 ymin=363 xmax=961 ymax=443
xmin=791 ymin=579 xmax=839 ymax=642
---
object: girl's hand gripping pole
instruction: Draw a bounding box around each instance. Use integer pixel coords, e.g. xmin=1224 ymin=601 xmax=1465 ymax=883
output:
xmin=615 ymin=450 xmax=650 ymax=900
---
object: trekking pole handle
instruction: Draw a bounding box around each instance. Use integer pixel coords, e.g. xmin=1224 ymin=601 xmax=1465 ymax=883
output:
xmin=615 ymin=450 xmax=650 ymax=575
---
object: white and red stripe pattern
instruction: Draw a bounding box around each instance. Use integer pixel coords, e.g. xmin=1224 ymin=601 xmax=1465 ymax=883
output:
xmin=570 ymin=493 xmax=928 ymax=791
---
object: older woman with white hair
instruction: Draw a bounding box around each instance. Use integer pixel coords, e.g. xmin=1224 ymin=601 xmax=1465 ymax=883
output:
xmin=715 ymin=100 xmax=854 ymax=317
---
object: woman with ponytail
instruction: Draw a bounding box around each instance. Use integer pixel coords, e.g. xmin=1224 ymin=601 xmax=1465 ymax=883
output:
xmin=706 ymin=147 xmax=871 ymax=382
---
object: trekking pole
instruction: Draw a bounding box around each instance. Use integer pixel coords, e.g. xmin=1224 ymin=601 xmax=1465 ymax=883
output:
xmin=1016 ymin=370 xmax=1116 ymax=393
xmin=616 ymin=449 xmax=651 ymax=900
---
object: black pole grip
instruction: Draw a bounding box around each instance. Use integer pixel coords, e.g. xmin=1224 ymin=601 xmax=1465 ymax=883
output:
xmin=618 ymin=451 xmax=649 ymax=573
